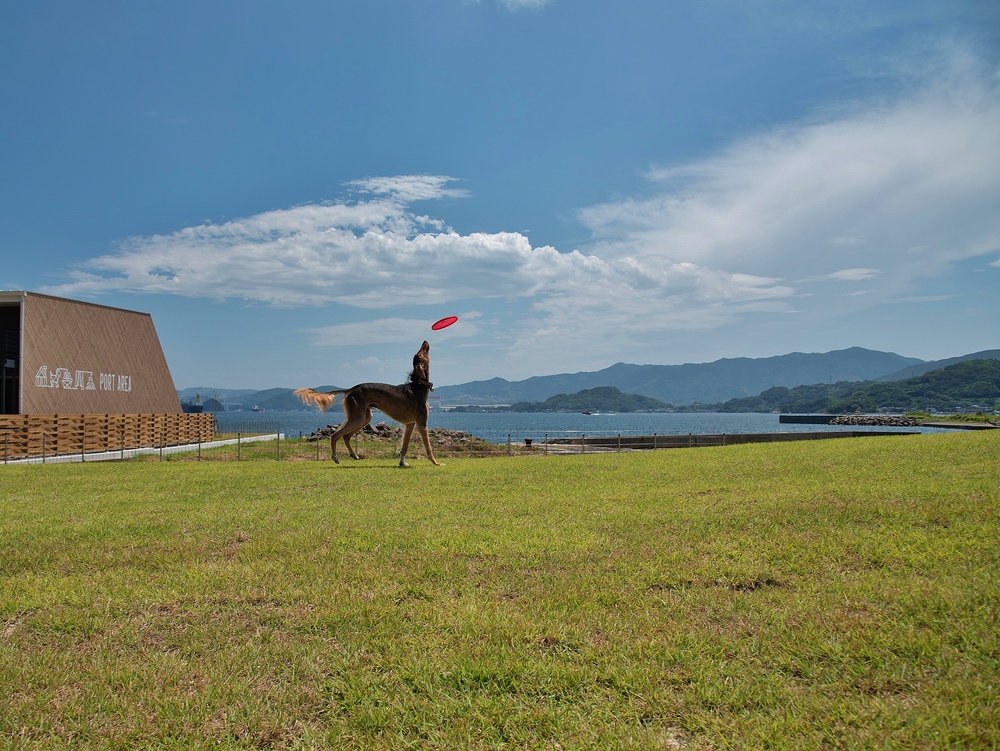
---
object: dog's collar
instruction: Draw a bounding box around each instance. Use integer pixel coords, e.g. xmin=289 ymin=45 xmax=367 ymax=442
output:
xmin=410 ymin=377 xmax=433 ymax=390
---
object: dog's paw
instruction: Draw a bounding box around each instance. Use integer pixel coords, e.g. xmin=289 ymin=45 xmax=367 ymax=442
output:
xmin=398 ymin=460 xmax=410 ymax=468
xmin=331 ymin=456 xmax=340 ymax=464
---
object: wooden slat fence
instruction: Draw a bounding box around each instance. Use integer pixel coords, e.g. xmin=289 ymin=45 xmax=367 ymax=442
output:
xmin=0 ymin=414 xmax=215 ymax=461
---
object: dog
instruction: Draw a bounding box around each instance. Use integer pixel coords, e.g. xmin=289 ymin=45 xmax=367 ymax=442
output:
xmin=294 ymin=341 xmax=443 ymax=467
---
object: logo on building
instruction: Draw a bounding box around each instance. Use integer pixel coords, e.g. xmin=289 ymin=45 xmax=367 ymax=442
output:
xmin=34 ymin=366 xmax=132 ymax=392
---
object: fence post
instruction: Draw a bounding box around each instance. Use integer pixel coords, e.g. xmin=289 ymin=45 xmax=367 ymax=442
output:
xmin=544 ymin=433 xmax=548 ymax=456
xmin=81 ymin=427 xmax=85 ymax=463
xmin=581 ymin=434 xmax=585 ymax=454
xmin=276 ymin=429 xmax=280 ymax=461
xmin=617 ymin=433 xmax=621 ymax=452
xmin=653 ymin=433 xmax=657 ymax=450
xmin=316 ymin=437 xmax=320 ymax=461
xmin=121 ymin=429 xmax=125 ymax=461
xmin=237 ymin=431 xmax=241 ymax=461
xmin=160 ymin=431 xmax=164 ymax=461
xmin=507 ymin=433 xmax=511 ymax=456
xmin=42 ymin=433 xmax=46 ymax=464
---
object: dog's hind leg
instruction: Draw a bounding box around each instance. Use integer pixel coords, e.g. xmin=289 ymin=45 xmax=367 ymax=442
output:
xmin=328 ymin=418 xmax=366 ymax=463
xmin=328 ymin=393 xmax=370 ymax=463
xmin=398 ymin=423 xmax=415 ymax=467
xmin=344 ymin=407 xmax=374 ymax=460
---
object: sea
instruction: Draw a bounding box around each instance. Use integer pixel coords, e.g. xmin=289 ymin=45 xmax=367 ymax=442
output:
xmin=213 ymin=410 xmax=953 ymax=443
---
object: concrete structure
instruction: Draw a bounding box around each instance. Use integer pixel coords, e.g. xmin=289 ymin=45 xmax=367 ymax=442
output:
xmin=0 ymin=291 xmax=181 ymax=415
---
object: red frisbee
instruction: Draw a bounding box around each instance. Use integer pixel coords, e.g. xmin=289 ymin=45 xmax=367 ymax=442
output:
xmin=431 ymin=315 xmax=459 ymax=331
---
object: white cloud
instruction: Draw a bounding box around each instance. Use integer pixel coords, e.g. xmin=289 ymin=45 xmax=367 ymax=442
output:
xmin=579 ymin=65 xmax=1000 ymax=292
xmin=305 ymin=316 xmax=480 ymax=347
xmin=500 ymin=0 xmax=552 ymax=8
xmin=829 ymin=236 xmax=866 ymax=247
xmin=347 ymin=174 xmax=468 ymax=202
xmin=805 ymin=268 xmax=881 ymax=282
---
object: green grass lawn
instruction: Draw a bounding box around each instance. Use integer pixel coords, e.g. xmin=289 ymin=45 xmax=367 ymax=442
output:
xmin=1 ymin=432 xmax=998 ymax=749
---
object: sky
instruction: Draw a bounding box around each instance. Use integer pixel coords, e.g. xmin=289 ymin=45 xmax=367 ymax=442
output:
xmin=2 ymin=1 xmax=999 ymax=390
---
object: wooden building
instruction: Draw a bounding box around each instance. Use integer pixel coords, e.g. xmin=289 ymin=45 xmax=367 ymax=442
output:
xmin=0 ymin=291 xmax=182 ymax=415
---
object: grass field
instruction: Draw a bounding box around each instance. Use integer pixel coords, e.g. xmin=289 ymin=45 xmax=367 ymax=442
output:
xmin=1 ymin=432 xmax=998 ymax=749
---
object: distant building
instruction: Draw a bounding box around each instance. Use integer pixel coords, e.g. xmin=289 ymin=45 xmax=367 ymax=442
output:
xmin=0 ymin=291 xmax=181 ymax=415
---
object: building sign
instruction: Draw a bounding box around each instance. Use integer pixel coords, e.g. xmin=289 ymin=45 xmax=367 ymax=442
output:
xmin=34 ymin=366 xmax=133 ymax=393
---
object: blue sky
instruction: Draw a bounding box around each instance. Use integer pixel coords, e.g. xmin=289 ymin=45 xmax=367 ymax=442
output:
xmin=2 ymin=1 xmax=999 ymax=389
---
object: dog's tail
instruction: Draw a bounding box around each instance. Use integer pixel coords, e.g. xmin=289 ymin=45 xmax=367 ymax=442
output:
xmin=294 ymin=387 xmax=346 ymax=412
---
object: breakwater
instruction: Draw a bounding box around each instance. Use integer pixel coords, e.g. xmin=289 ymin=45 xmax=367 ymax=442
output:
xmin=781 ymin=414 xmax=919 ymax=427
xmin=831 ymin=415 xmax=917 ymax=427
xmin=539 ymin=429 xmax=917 ymax=453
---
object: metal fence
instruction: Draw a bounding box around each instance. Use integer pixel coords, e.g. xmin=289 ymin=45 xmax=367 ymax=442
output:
xmin=2 ymin=420 xmax=919 ymax=465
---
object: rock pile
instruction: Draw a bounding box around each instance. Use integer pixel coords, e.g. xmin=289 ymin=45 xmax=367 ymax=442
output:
xmin=426 ymin=428 xmax=478 ymax=449
xmin=830 ymin=415 xmax=917 ymax=427
xmin=306 ymin=422 xmax=477 ymax=447
xmin=306 ymin=421 xmax=401 ymax=441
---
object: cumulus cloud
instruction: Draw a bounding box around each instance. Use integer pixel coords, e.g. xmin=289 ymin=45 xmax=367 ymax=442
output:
xmin=45 ymin=175 xmax=789 ymax=330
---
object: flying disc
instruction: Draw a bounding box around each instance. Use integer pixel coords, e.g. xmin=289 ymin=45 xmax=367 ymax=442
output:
xmin=431 ymin=315 xmax=459 ymax=331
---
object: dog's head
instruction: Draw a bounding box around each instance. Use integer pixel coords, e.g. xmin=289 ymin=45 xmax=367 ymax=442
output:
xmin=409 ymin=340 xmax=432 ymax=389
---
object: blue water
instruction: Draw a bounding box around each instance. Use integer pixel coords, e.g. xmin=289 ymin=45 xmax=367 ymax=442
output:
xmin=214 ymin=410 xmax=951 ymax=442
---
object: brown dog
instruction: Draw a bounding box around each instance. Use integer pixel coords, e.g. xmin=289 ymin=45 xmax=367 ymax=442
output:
xmin=294 ymin=341 xmax=442 ymax=467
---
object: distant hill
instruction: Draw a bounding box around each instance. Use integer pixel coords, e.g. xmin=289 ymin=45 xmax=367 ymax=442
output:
xmin=433 ymin=347 xmax=923 ymax=406
xmin=504 ymin=386 xmax=673 ymax=413
xmin=713 ymin=382 xmax=856 ymax=414
xmin=178 ymin=385 xmax=341 ymax=412
xmin=706 ymin=359 xmax=1000 ymax=414
xmin=828 ymin=359 xmax=1000 ymax=413
xmin=875 ymin=349 xmax=1000 ymax=382
xmin=176 ymin=387 xmax=258 ymax=402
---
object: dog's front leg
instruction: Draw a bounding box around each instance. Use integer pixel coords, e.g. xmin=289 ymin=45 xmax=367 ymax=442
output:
xmin=417 ymin=425 xmax=443 ymax=466
xmin=398 ymin=423 xmax=415 ymax=467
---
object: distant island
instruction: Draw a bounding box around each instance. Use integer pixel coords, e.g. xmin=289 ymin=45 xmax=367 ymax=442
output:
xmin=449 ymin=386 xmax=673 ymax=413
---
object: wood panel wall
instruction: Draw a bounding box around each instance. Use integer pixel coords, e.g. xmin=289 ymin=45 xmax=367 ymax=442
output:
xmin=0 ymin=413 xmax=215 ymax=460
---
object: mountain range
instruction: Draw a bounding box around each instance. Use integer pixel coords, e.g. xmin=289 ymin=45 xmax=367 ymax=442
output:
xmin=177 ymin=347 xmax=998 ymax=410
xmin=432 ymin=347 xmax=924 ymax=406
